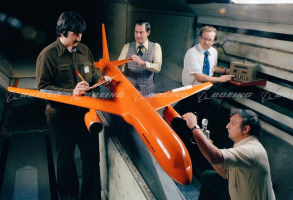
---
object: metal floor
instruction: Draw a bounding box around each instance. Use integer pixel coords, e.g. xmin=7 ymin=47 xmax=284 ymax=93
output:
xmin=0 ymin=98 xmax=57 ymax=199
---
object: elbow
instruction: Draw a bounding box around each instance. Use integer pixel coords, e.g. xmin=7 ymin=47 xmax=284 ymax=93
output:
xmin=196 ymin=77 xmax=203 ymax=82
xmin=193 ymin=74 xmax=205 ymax=82
xmin=210 ymin=159 xmax=220 ymax=165
xmin=154 ymin=68 xmax=161 ymax=73
xmin=153 ymin=64 xmax=161 ymax=73
xmin=209 ymin=154 xmax=224 ymax=165
xmin=195 ymin=76 xmax=205 ymax=83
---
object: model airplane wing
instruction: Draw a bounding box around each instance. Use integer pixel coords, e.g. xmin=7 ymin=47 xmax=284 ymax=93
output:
xmin=146 ymin=82 xmax=212 ymax=110
xmin=7 ymin=23 xmax=212 ymax=185
xmin=7 ymin=87 xmax=124 ymax=116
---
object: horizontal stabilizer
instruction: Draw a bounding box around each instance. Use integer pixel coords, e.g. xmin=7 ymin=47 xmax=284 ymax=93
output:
xmin=146 ymin=82 xmax=212 ymax=110
xmin=94 ymin=58 xmax=132 ymax=69
xmin=110 ymin=59 xmax=132 ymax=68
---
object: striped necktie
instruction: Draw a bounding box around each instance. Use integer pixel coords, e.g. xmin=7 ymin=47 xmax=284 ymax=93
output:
xmin=137 ymin=45 xmax=144 ymax=57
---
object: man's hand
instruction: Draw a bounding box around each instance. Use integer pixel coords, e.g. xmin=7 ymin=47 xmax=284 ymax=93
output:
xmin=218 ymin=75 xmax=234 ymax=83
xmin=130 ymin=54 xmax=146 ymax=66
xmin=72 ymin=81 xmax=89 ymax=96
xmin=182 ymin=112 xmax=198 ymax=129
xmin=100 ymin=76 xmax=112 ymax=86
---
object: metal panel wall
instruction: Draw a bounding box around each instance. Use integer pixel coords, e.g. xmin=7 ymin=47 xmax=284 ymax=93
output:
xmin=0 ymin=59 xmax=11 ymax=123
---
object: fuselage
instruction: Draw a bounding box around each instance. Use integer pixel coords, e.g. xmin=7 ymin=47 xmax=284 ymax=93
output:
xmin=102 ymin=61 xmax=192 ymax=185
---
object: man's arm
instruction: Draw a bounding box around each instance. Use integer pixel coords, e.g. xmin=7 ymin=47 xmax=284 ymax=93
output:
xmin=192 ymin=127 xmax=224 ymax=164
xmin=36 ymin=50 xmax=98 ymax=96
xmin=144 ymin=43 xmax=162 ymax=73
xmin=184 ymin=48 xmax=233 ymax=83
xmin=182 ymin=113 xmax=224 ymax=165
xmin=212 ymin=164 xmax=228 ymax=179
xmin=193 ymin=72 xmax=234 ymax=83
xmin=130 ymin=43 xmax=162 ymax=73
xmin=214 ymin=66 xmax=229 ymax=75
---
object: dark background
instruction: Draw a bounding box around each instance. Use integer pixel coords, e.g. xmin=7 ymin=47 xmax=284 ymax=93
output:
xmin=0 ymin=0 xmax=103 ymax=66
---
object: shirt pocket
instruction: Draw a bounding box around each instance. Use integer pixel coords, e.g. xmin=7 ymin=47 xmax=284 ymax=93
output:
xmin=57 ymin=64 xmax=72 ymax=83
xmin=82 ymin=62 xmax=94 ymax=83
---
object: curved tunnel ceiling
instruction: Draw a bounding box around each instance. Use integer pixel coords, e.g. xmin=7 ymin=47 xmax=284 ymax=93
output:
xmin=190 ymin=3 xmax=293 ymax=25
xmin=1 ymin=0 xmax=292 ymax=75
xmin=115 ymin=0 xmax=194 ymax=13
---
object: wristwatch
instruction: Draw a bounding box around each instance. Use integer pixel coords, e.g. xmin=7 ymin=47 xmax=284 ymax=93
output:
xmin=190 ymin=125 xmax=200 ymax=131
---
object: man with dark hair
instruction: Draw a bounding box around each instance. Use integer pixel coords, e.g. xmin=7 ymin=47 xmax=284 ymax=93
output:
xmin=183 ymin=109 xmax=275 ymax=200
xmin=36 ymin=11 xmax=110 ymax=200
xmin=118 ymin=19 xmax=162 ymax=97
xmin=55 ymin=11 xmax=87 ymax=38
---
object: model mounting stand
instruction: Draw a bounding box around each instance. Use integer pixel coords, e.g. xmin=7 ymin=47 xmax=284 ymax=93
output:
xmin=190 ymin=116 xmax=210 ymax=144
xmin=202 ymin=119 xmax=210 ymax=140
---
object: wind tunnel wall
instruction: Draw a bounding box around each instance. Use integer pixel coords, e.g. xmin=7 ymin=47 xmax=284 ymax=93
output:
xmin=101 ymin=1 xmax=293 ymax=199
xmin=100 ymin=111 xmax=186 ymax=200
xmin=0 ymin=56 xmax=11 ymax=128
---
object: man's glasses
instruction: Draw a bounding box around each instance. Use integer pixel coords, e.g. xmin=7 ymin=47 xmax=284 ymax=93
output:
xmin=200 ymin=36 xmax=214 ymax=43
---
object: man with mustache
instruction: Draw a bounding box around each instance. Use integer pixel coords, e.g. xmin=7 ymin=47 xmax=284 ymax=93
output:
xmin=183 ymin=109 xmax=275 ymax=200
xmin=36 ymin=11 xmax=109 ymax=200
xmin=118 ymin=20 xmax=162 ymax=97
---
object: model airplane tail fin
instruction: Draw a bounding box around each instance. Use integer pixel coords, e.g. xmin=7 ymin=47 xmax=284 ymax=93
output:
xmin=94 ymin=24 xmax=111 ymax=73
xmin=102 ymin=23 xmax=110 ymax=66
xmin=95 ymin=24 xmax=132 ymax=72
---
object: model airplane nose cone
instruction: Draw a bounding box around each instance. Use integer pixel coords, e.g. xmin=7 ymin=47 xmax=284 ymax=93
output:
xmin=182 ymin=166 xmax=193 ymax=185
xmin=172 ymin=158 xmax=193 ymax=185
xmin=175 ymin=170 xmax=193 ymax=185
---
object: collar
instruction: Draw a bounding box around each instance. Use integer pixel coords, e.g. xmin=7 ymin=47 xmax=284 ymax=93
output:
xmin=197 ymin=43 xmax=210 ymax=55
xmin=233 ymin=135 xmax=257 ymax=148
xmin=56 ymin=38 xmax=84 ymax=57
xmin=136 ymin=40 xmax=149 ymax=50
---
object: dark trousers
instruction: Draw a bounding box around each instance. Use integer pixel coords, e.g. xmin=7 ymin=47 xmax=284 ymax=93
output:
xmin=199 ymin=170 xmax=230 ymax=200
xmin=46 ymin=105 xmax=101 ymax=200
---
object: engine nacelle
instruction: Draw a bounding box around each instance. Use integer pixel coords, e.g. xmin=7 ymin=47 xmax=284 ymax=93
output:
xmin=84 ymin=109 xmax=103 ymax=134
xmin=163 ymin=105 xmax=182 ymax=129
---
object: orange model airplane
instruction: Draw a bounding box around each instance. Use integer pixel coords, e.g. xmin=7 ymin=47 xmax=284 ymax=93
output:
xmin=8 ymin=24 xmax=213 ymax=185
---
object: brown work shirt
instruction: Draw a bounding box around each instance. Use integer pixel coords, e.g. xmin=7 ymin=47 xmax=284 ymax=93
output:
xmin=36 ymin=38 xmax=100 ymax=93
xmin=36 ymin=38 xmax=100 ymax=111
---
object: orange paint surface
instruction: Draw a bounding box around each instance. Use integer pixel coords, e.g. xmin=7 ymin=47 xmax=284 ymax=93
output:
xmin=8 ymin=24 xmax=213 ymax=185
